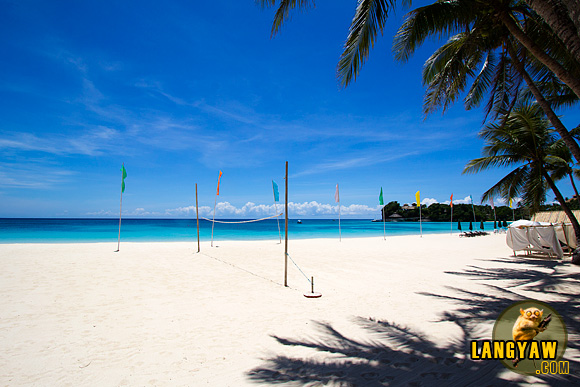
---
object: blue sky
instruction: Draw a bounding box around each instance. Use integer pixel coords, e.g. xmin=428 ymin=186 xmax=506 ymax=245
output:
xmin=1 ymin=0 xmax=579 ymax=218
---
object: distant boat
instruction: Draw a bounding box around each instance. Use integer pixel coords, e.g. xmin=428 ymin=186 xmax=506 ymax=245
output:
xmin=297 ymin=220 xmax=302 ymax=224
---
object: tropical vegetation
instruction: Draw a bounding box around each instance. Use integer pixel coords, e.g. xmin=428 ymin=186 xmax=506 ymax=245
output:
xmin=381 ymin=200 xmax=528 ymax=222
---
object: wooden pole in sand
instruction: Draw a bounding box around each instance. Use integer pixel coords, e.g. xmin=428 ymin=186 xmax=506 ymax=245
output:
xmin=116 ymin=187 xmax=123 ymax=251
xmin=211 ymin=171 xmax=222 ymax=247
xmin=284 ymin=161 xmax=288 ymax=287
xmin=335 ymin=183 xmax=341 ymax=242
xmin=450 ymin=194 xmax=454 ymax=235
xmin=116 ymin=163 xmax=126 ymax=252
xmin=196 ymin=183 xmax=200 ymax=253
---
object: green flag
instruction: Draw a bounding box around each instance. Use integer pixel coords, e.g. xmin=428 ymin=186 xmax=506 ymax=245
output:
xmin=379 ymin=187 xmax=384 ymax=205
xmin=121 ymin=165 xmax=127 ymax=193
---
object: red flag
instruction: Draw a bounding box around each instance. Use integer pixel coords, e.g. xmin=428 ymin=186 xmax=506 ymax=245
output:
xmin=450 ymin=193 xmax=453 ymax=208
xmin=216 ymin=171 xmax=223 ymax=195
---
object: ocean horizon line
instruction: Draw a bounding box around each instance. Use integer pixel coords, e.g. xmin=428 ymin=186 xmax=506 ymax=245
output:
xmin=0 ymin=217 xmax=501 ymax=222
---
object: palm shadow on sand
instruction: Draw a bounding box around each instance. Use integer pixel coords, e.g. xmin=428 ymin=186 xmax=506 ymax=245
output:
xmin=247 ymin=257 xmax=580 ymax=386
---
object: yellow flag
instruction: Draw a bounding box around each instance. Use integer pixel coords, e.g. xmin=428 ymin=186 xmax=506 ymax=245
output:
xmin=415 ymin=190 xmax=420 ymax=207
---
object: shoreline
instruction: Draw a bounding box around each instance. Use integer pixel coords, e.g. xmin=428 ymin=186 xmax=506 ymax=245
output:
xmin=0 ymin=218 xmax=501 ymax=244
xmin=0 ymin=231 xmax=480 ymax=244
xmin=1 ymin=234 xmax=577 ymax=385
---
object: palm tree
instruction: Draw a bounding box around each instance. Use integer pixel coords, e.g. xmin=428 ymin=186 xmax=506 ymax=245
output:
xmin=524 ymin=0 xmax=580 ymax=66
xmin=392 ymin=0 xmax=580 ymax=164
xmin=463 ymin=103 xmax=580 ymax=241
xmin=546 ymin=139 xmax=580 ymax=206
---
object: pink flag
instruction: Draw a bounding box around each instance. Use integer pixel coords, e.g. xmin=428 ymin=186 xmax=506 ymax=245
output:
xmin=490 ymin=197 xmax=495 ymax=210
xmin=335 ymin=184 xmax=340 ymax=203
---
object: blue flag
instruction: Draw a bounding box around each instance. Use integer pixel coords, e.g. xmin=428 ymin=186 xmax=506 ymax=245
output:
xmin=272 ymin=180 xmax=279 ymax=202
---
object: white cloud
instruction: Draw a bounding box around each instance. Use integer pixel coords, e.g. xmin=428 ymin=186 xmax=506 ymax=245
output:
xmin=0 ymin=126 xmax=121 ymax=157
xmin=87 ymin=196 xmax=527 ymax=220
xmin=421 ymin=197 xmax=438 ymax=207
xmin=162 ymin=201 xmax=382 ymax=218
xmin=447 ymin=196 xmax=473 ymax=205
xmin=0 ymin=161 xmax=75 ymax=189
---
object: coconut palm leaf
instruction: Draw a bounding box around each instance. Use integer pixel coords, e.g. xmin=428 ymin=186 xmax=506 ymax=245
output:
xmin=258 ymin=0 xmax=316 ymax=37
xmin=337 ymin=0 xmax=410 ymax=87
xmin=465 ymin=51 xmax=497 ymax=111
xmin=393 ymin=0 xmax=476 ymax=63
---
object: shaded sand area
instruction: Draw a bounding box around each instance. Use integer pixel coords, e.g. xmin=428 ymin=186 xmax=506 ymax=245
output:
xmin=1 ymin=234 xmax=579 ymax=386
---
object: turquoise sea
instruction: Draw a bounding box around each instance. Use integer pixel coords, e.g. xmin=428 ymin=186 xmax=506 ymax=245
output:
xmin=0 ymin=218 xmax=502 ymax=243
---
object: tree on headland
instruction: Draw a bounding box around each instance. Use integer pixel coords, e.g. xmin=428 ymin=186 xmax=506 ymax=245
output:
xmin=380 ymin=201 xmax=526 ymax=222
xmin=382 ymin=201 xmax=402 ymax=220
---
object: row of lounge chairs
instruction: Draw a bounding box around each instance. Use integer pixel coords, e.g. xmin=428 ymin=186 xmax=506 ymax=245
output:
xmin=459 ymin=231 xmax=489 ymax=237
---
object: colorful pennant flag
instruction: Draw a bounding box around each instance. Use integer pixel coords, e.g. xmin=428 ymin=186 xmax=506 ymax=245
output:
xmin=216 ymin=171 xmax=223 ymax=195
xmin=450 ymin=193 xmax=453 ymax=208
xmin=272 ymin=180 xmax=279 ymax=202
xmin=415 ymin=190 xmax=420 ymax=207
xmin=335 ymin=184 xmax=340 ymax=203
xmin=121 ymin=165 xmax=127 ymax=193
xmin=509 ymin=198 xmax=513 ymax=208
xmin=379 ymin=187 xmax=384 ymax=206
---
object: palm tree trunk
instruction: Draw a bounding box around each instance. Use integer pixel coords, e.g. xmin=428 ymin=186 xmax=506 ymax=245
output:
xmin=543 ymin=169 xmax=580 ymax=243
xmin=506 ymin=41 xmax=580 ymax=164
xmin=498 ymin=9 xmax=580 ymax=100
xmin=569 ymin=172 xmax=580 ymax=206
xmin=525 ymin=0 xmax=580 ymax=66
xmin=561 ymin=0 xmax=580 ymax=38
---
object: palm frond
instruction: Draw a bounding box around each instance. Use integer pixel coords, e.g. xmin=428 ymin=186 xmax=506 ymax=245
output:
xmin=422 ymin=32 xmax=484 ymax=114
xmin=480 ymin=165 xmax=529 ymax=203
xmin=337 ymin=0 xmax=398 ymax=87
xmin=463 ymin=154 xmax=526 ymax=174
xmin=465 ymin=51 xmax=496 ymax=110
xmin=393 ymin=0 xmax=475 ymax=63
xmin=259 ymin=0 xmax=315 ymax=37
xmin=522 ymin=164 xmax=548 ymax=213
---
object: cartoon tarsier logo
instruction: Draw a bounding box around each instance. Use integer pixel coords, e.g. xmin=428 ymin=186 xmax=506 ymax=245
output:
xmin=511 ymin=307 xmax=551 ymax=367
xmin=489 ymin=300 xmax=568 ymax=376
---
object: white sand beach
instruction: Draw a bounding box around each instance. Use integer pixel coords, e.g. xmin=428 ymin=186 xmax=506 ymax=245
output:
xmin=1 ymin=234 xmax=579 ymax=386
